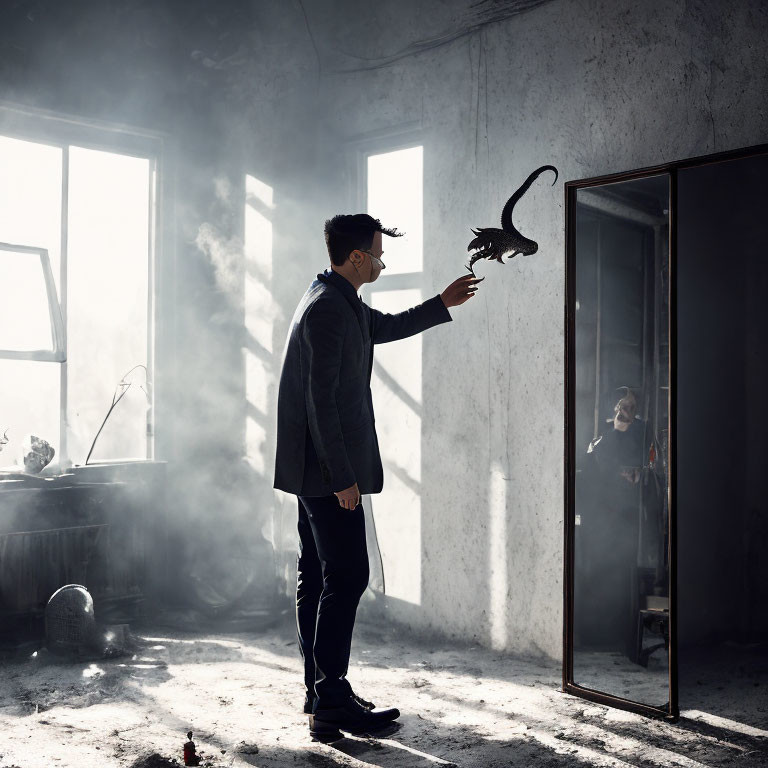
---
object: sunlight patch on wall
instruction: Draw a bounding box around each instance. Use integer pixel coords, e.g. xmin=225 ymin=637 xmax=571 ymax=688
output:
xmin=489 ymin=463 xmax=508 ymax=649
xmin=244 ymin=174 xmax=275 ymax=476
xmin=370 ymin=288 xmax=422 ymax=605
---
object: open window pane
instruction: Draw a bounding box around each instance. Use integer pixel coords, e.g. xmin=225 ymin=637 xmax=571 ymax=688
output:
xmin=367 ymin=147 xmax=423 ymax=275
xmin=0 ymin=248 xmax=54 ymax=352
xmin=66 ymin=146 xmax=151 ymax=463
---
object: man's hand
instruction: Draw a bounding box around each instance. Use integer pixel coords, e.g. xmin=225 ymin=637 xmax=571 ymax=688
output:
xmin=441 ymin=275 xmax=483 ymax=308
xmin=620 ymin=468 xmax=641 ymax=485
xmin=335 ymin=482 xmax=361 ymax=510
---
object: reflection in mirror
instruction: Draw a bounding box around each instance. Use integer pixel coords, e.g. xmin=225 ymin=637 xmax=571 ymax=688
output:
xmin=572 ymin=174 xmax=670 ymax=708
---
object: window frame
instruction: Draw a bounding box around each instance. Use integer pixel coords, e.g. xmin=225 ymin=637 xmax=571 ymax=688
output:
xmin=0 ymin=242 xmax=66 ymax=362
xmin=0 ymin=101 xmax=171 ymax=465
xmin=348 ymin=123 xmax=426 ymax=300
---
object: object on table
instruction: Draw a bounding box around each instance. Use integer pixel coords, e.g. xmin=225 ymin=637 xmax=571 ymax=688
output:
xmin=20 ymin=434 xmax=55 ymax=473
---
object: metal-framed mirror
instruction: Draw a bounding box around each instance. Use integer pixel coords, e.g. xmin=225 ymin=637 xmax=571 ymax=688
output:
xmin=564 ymin=143 xmax=768 ymax=722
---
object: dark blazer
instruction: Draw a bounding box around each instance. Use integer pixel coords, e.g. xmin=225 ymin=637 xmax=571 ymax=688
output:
xmin=273 ymin=268 xmax=452 ymax=496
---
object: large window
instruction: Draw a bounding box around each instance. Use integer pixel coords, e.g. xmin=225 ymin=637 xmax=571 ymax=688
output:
xmin=364 ymin=144 xmax=424 ymax=606
xmin=0 ymin=125 xmax=156 ymax=467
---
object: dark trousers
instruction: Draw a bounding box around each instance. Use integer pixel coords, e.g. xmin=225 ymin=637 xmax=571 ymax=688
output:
xmin=296 ymin=494 xmax=369 ymax=709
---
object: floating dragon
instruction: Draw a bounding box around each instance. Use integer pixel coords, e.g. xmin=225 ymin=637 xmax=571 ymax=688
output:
xmin=466 ymin=164 xmax=559 ymax=277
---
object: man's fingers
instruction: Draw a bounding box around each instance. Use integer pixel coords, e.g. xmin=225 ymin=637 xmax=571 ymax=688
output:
xmin=337 ymin=494 xmax=360 ymax=509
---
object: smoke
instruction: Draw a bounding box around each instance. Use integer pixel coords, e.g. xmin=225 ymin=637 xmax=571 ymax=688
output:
xmin=195 ymin=222 xmax=245 ymax=306
xmin=0 ymin=0 xmax=354 ymax=638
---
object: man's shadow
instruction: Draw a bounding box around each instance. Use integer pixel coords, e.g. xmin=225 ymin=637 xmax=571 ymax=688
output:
xmin=236 ymin=719 xmax=582 ymax=768
xmin=309 ymin=717 xmax=589 ymax=768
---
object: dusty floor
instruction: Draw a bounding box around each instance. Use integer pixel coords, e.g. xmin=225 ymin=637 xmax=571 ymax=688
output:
xmin=0 ymin=617 xmax=766 ymax=768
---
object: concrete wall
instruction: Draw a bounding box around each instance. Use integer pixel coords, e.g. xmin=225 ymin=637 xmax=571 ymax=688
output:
xmin=290 ymin=0 xmax=768 ymax=659
xmin=2 ymin=0 xmax=768 ymax=658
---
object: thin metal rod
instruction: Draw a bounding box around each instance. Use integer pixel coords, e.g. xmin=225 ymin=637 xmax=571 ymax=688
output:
xmin=146 ymin=159 xmax=157 ymax=460
xmin=59 ymin=146 xmax=70 ymax=465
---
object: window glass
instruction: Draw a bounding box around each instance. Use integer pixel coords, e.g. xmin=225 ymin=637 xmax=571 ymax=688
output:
xmin=0 ymin=137 xmax=62 ymax=458
xmin=66 ymin=146 xmax=150 ymax=462
xmin=367 ymin=147 xmax=423 ymax=275
xmin=0 ymin=361 xmax=60 ymax=467
xmin=0 ymin=136 xmax=62 ymax=293
xmin=0 ymin=248 xmax=54 ymax=351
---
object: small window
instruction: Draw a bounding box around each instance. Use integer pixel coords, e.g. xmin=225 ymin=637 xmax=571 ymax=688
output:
xmin=367 ymin=146 xmax=423 ymax=275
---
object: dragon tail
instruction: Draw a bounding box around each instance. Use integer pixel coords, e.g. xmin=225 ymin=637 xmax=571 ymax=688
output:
xmin=500 ymin=165 xmax=558 ymax=234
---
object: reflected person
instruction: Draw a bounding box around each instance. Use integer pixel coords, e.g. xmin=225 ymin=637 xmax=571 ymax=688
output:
xmin=580 ymin=388 xmax=645 ymax=657
xmin=273 ymin=213 xmax=481 ymax=741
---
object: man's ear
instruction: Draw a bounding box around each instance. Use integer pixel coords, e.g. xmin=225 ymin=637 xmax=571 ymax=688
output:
xmin=349 ymin=249 xmax=364 ymax=266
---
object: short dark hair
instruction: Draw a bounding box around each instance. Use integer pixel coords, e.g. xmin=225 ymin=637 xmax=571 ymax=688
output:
xmin=324 ymin=214 xmax=403 ymax=267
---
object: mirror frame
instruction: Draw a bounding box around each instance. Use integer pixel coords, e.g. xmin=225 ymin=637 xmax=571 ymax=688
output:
xmin=563 ymin=142 xmax=768 ymax=722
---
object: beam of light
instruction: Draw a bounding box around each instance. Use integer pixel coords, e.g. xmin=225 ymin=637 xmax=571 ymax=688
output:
xmin=139 ymin=636 xmax=243 ymax=648
xmin=370 ymin=289 xmax=422 ymax=606
xmin=489 ymin=464 xmax=507 ymax=649
xmin=682 ymin=709 xmax=768 ymax=739
xmin=519 ymin=728 xmax=640 ymax=767
xmin=424 ymin=685 xmax=720 ymax=767
xmin=244 ymin=174 xmax=275 ymax=477
xmin=362 ymin=737 xmax=456 ymax=764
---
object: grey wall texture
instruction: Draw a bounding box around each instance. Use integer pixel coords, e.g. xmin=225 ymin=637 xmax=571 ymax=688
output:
xmin=1 ymin=0 xmax=767 ymax=660
xmin=283 ymin=0 xmax=768 ymax=659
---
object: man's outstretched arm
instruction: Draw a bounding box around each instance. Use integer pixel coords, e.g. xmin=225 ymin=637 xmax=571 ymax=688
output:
xmin=370 ymin=275 xmax=480 ymax=344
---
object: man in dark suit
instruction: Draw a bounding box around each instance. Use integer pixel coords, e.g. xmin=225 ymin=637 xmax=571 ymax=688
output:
xmin=274 ymin=213 xmax=479 ymax=741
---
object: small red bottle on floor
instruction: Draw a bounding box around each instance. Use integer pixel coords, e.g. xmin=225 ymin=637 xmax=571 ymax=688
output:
xmin=183 ymin=731 xmax=201 ymax=766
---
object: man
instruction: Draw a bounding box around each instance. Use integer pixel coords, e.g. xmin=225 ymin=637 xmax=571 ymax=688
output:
xmin=273 ymin=213 xmax=479 ymax=741
xmin=580 ymin=387 xmax=646 ymax=657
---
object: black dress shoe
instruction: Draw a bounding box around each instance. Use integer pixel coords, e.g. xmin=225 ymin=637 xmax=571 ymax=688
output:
xmin=351 ymin=693 xmax=375 ymax=710
xmin=309 ymin=696 xmax=401 ymax=743
xmin=303 ymin=691 xmax=379 ymax=714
